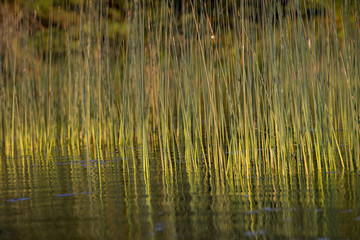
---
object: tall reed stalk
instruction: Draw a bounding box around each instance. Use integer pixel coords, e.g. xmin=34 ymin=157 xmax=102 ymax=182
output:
xmin=0 ymin=0 xmax=359 ymax=178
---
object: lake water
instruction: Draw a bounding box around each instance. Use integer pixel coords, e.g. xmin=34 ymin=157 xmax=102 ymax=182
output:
xmin=1 ymin=146 xmax=360 ymax=239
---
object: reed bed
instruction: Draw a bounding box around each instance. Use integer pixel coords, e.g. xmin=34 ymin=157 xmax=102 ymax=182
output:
xmin=0 ymin=0 xmax=359 ymax=177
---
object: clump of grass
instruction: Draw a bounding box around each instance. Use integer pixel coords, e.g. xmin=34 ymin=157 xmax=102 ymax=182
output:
xmin=0 ymin=0 xmax=359 ymax=178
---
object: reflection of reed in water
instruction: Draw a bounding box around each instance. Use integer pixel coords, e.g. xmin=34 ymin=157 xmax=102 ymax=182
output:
xmin=1 ymin=144 xmax=360 ymax=239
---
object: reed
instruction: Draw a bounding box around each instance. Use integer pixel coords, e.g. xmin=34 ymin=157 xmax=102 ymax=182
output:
xmin=0 ymin=0 xmax=359 ymax=177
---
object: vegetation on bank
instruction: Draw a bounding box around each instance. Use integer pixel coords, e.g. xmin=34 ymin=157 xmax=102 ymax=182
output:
xmin=0 ymin=0 xmax=359 ymax=177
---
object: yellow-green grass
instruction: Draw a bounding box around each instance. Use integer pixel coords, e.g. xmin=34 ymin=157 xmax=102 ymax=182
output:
xmin=0 ymin=0 xmax=359 ymax=177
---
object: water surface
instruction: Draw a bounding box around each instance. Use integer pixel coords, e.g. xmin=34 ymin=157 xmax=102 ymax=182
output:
xmin=1 ymin=147 xmax=360 ymax=239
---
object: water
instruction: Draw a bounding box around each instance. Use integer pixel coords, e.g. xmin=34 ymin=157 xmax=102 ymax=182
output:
xmin=1 ymin=147 xmax=360 ymax=239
